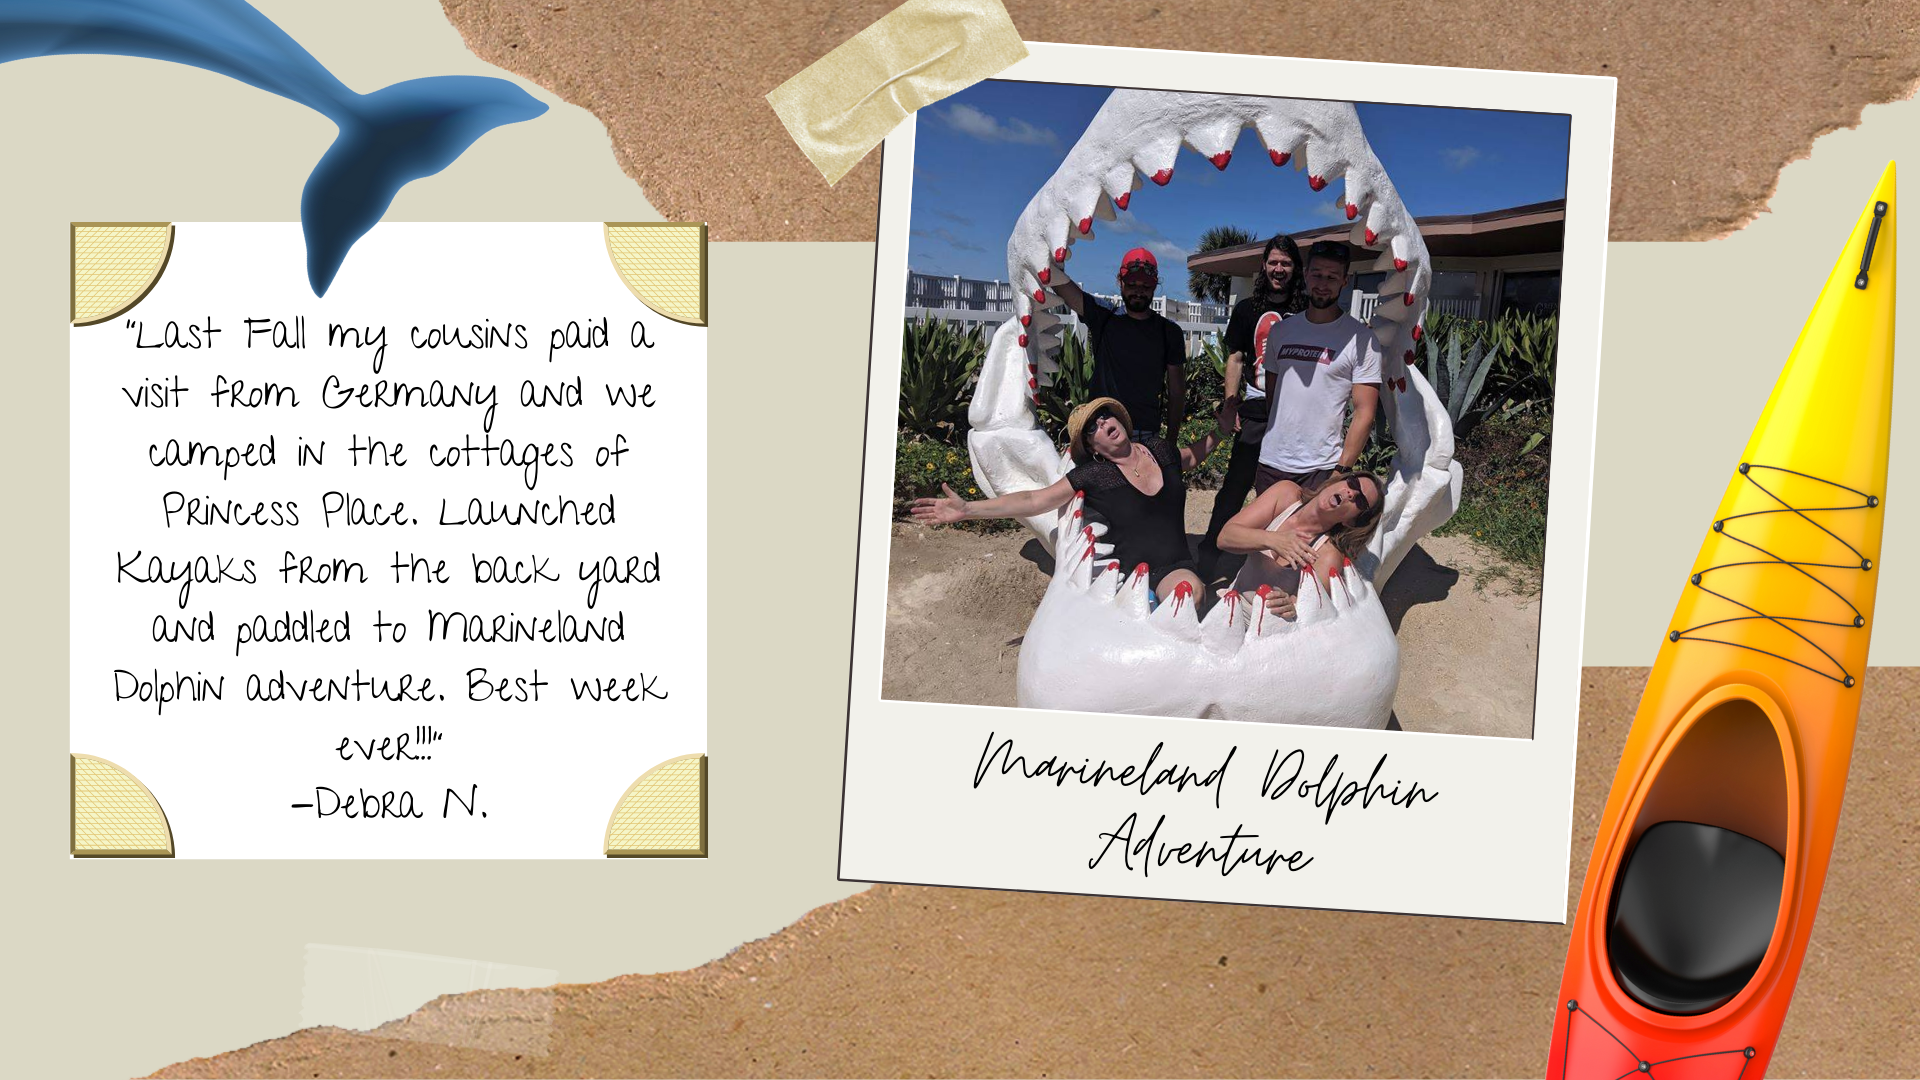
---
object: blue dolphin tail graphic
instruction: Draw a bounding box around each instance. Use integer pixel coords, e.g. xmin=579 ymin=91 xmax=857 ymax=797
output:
xmin=303 ymin=77 xmax=546 ymax=295
xmin=1 ymin=0 xmax=548 ymax=295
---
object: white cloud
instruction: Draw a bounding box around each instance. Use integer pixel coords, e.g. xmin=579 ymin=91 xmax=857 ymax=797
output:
xmin=1309 ymin=201 xmax=1352 ymax=223
xmin=941 ymin=103 xmax=1060 ymax=148
xmin=1441 ymin=145 xmax=1483 ymax=171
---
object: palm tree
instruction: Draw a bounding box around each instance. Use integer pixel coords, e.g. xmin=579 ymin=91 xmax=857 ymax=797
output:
xmin=1187 ymin=224 xmax=1256 ymax=305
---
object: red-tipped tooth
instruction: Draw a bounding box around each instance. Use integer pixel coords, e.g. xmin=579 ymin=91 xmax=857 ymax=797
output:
xmin=1308 ymin=175 xmax=1327 ymax=191
xmin=1151 ymin=168 xmax=1173 ymax=186
xmin=1053 ymin=247 xmax=1067 ymax=263
xmin=1269 ymin=150 xmax=1290 ymax=166
xmin=1411 ymin=324 xmax=1423 ymax=341
xmin=1133 ymin=562 xmax=1151 ymax=578
xmin=1210 ymin=151 xmax=1232 ymax=170
xmin=1018 ymin=334 xmax=1029 ymax=347
xmin=1033 ymin=288 xmax=1046 ymax=303
xmin=1393 ymin=258 xmax=1408 ymax=271
xmin=1114 ymin=192 xmax=1130 ymax=210
xmin=1345 ymin=203 xmax=1358 ymax=220
xmin=1403 ymin=349 xmax=1414 ymax=363
xmin=1078 ymin=217 xmax=1093 ymax=234
xmin=1364 ymin=228 xmax=1377 ymax=245
xmin=1037 ymin=268 xmax=1050 ymax=285
xmin=1403 ymin=292 xmax=1416 ymax=306
xmin=1020 ymin=314 xmax=1032 ymax=328
xmin=1027 ymin=377 xmax=1037 ymax=388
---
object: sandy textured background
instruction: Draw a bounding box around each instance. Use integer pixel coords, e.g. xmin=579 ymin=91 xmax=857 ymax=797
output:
xmin=7 ymin=2 xmax=1920 ymax=1077
xmin=146 ymin=668 xmax=1920 ymax=1078
xmin=439 ymin=0 xmax=1920 ymax=243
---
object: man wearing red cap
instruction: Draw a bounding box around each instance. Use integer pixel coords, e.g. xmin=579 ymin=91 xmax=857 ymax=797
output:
xmin=1050 ymin=247 xmax=1186 ymax=441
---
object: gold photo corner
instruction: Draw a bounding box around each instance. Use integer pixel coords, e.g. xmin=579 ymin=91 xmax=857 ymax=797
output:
xmin=71 ymin=754 xmax=175 ymax=857
xmin=604 ymin=753 xmax=707 ymax=857
xmin=72 ymin=222 xmax=175 ymax=326
xmin=604 ymin=222 xmax=707 ymax=327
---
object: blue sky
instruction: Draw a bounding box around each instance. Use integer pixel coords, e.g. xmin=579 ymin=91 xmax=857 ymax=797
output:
xmin=908 ymin=81 xmax=1572 ymax=301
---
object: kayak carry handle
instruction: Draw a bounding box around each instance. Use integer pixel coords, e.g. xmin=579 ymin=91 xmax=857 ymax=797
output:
xmin=1856 ymin=200 xmax=1888 ymax=289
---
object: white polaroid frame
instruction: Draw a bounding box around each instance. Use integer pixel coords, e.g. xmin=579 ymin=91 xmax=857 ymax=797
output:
xmin=841 ymin=42 xmax=1614 ymax=921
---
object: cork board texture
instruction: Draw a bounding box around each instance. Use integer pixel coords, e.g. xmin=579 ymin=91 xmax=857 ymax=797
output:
xmin=439 ymin=0 xmax=1920 ymax=242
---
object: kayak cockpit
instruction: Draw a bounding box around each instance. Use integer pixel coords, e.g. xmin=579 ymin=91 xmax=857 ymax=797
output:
xmin=1606 ymin=693 xmax=1792 ymax=1016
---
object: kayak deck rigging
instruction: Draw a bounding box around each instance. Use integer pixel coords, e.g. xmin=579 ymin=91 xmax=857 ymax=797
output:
xmin=1671 ymin=463 xmax=1879 ymax=687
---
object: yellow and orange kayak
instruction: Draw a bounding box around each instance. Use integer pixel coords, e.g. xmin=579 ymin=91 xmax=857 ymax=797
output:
xmin=1547 ymin=164 xmax=1896 ymax=1078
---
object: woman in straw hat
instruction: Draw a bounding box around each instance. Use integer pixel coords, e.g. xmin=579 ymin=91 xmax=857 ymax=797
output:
xmin=911 ymin=397 xmax=1226 ymax=607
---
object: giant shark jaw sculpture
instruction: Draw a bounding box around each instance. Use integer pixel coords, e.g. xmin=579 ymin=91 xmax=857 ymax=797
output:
xmin=963 ymin=90 xmax=1464 ymax=727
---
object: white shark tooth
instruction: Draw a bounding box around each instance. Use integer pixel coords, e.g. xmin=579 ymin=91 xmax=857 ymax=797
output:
xmin=1200 ymin=590 xmax=1253 ymax=651
xmin=1115 ymin=563 xmax=1152 ymax=617
xmin=1149 ymin=578 xmax=1202 ymax=628
xmin=1328 ymin=562 xmax=1358 ymax=613
xmin=1184 ymin=117 xmax=1242 ymax=167
xmin=1092 ymin=559 xmax=1124 ymax=593
xmin=1292 ymin=574 xmax=1332 ymax=627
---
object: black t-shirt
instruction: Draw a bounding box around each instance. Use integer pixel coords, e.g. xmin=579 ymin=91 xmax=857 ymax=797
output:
xmin=1082 ymin=298 xmax=1184 ymax=435
xmin=1223 ymin=293 xmax=1297 ymax=424
xmin=1065 ymin=435 xmax=1189 ymax=577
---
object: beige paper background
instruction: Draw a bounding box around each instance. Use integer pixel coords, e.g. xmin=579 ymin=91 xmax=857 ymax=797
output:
xmin=1584 ymin=99 xmax=1920 ymax=664
xmin=3 ymin=3 xmax=1918 ymax=1077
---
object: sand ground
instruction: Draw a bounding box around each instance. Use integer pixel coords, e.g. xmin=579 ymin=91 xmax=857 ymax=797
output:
xmin=882 ymin=489 xmax=1541 ymax=738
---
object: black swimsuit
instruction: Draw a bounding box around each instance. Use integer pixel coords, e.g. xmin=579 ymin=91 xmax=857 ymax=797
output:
xmin=1066 ymin=435 xmax=1197 ymax=592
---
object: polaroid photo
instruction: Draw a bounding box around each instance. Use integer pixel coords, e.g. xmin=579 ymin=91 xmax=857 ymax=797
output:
xmin=842 ymin=42 xmax=1614 ymax=920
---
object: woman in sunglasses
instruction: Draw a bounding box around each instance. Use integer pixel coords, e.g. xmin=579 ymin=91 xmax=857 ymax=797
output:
xmin=1215 ymin=468 xmax=1387 ymax=617
xmin=910 ymin=396 xmax=1226 ymax=606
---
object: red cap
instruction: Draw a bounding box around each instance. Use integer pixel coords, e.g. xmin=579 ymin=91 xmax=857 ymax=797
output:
xmin=1118 ymin=247 xmax=1158 ymax=283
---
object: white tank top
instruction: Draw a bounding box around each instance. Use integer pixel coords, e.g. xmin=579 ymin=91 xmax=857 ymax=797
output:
xmin=1227 ymin=499 xmax=1328 ymax=597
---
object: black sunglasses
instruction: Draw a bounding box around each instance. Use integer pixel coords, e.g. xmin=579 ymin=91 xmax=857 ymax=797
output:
xmin=1340 ymin=476 xmax=1374 ymax=519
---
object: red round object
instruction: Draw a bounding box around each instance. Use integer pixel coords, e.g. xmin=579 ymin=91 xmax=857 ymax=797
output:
xmin=1308 ymin=174 xmax=1327 ymax=191
xmin=1269 ymin=150 xmax=1290 ymax=166
xmin=1114 ymin=192 xmax=1130 ymax=210
xmin=1151 ymin=168 xmax=1172 ymax=186
xmin=1210 ymin=151 xmax=1232 ymax=170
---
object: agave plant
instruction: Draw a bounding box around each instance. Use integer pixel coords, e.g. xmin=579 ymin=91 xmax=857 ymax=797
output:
xmin=1033 ymin=328 xmax=1096 ymax=435
xmin=899 ymin=315 xmax=986 ymax=443
xmin=1423 ymin=324 xmax=1498 ymax=439
xmin=1486 ymin=311 xmax=1558 ymax=416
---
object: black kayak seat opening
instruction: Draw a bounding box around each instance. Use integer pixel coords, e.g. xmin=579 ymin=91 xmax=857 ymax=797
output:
xmin=1607 ymin=820 xmax=1786 ymax=1016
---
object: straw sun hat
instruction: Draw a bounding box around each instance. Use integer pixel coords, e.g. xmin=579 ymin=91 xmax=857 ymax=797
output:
xmin=1067 ymin=397 xmax=1132 ymax=464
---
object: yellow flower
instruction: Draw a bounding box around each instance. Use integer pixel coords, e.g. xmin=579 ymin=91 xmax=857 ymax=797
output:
xmin=969 ymin=486 xmax=978 ymax=494
xmin=946 ymin=452 xmax=958 ymax=463
xmin=925 ymin=462 xmax=935 ymax=471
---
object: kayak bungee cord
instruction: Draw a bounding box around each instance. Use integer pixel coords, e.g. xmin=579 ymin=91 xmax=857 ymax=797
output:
xmin=1557 ymin=1000 xmax=1756 ymax=1080
xmin=1671 ymin=463 xmax=1879 ymax=687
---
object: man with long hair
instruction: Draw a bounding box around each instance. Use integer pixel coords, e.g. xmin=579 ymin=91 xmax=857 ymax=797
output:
xmin=1199 ymin=233 xmax=1306 ymax=582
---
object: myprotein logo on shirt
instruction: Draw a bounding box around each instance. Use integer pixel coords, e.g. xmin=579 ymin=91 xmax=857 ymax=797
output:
xmin=1274 ymin=342 xmax=1336 ymax=365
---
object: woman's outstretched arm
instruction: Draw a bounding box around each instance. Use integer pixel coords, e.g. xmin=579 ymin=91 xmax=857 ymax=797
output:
xmin=1177 ymin=417 xmax=1229 ymax=471
xmin=911 ymin=476 xmax=1075 ymax=526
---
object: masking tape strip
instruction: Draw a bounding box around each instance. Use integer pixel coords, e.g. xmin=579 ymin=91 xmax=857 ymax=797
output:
xmin=301 ymin=944 xmax=558 ymax=1057
xmin=766 ymin=0 xmax=1027 ymax=185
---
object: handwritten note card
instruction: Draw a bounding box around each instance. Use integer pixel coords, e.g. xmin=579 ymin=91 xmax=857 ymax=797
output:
xmin=69 ymin=223 xmax=706 ymax=858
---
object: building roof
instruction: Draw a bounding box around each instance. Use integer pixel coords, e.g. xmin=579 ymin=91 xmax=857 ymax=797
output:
xmin=1185 ymin=198 xmax=1566 ymax=277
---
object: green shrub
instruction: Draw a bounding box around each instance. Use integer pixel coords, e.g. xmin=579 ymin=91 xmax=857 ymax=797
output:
xmin=1435 ymin=410 xmax=1552 ymax=583
xmin=892 ymin=433 xmax=1019 ymax=532
xmin=1034 ymin=330 xmax=1095 ymax=436
xmin=900 ymin=315 xmax=986 ymax=443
